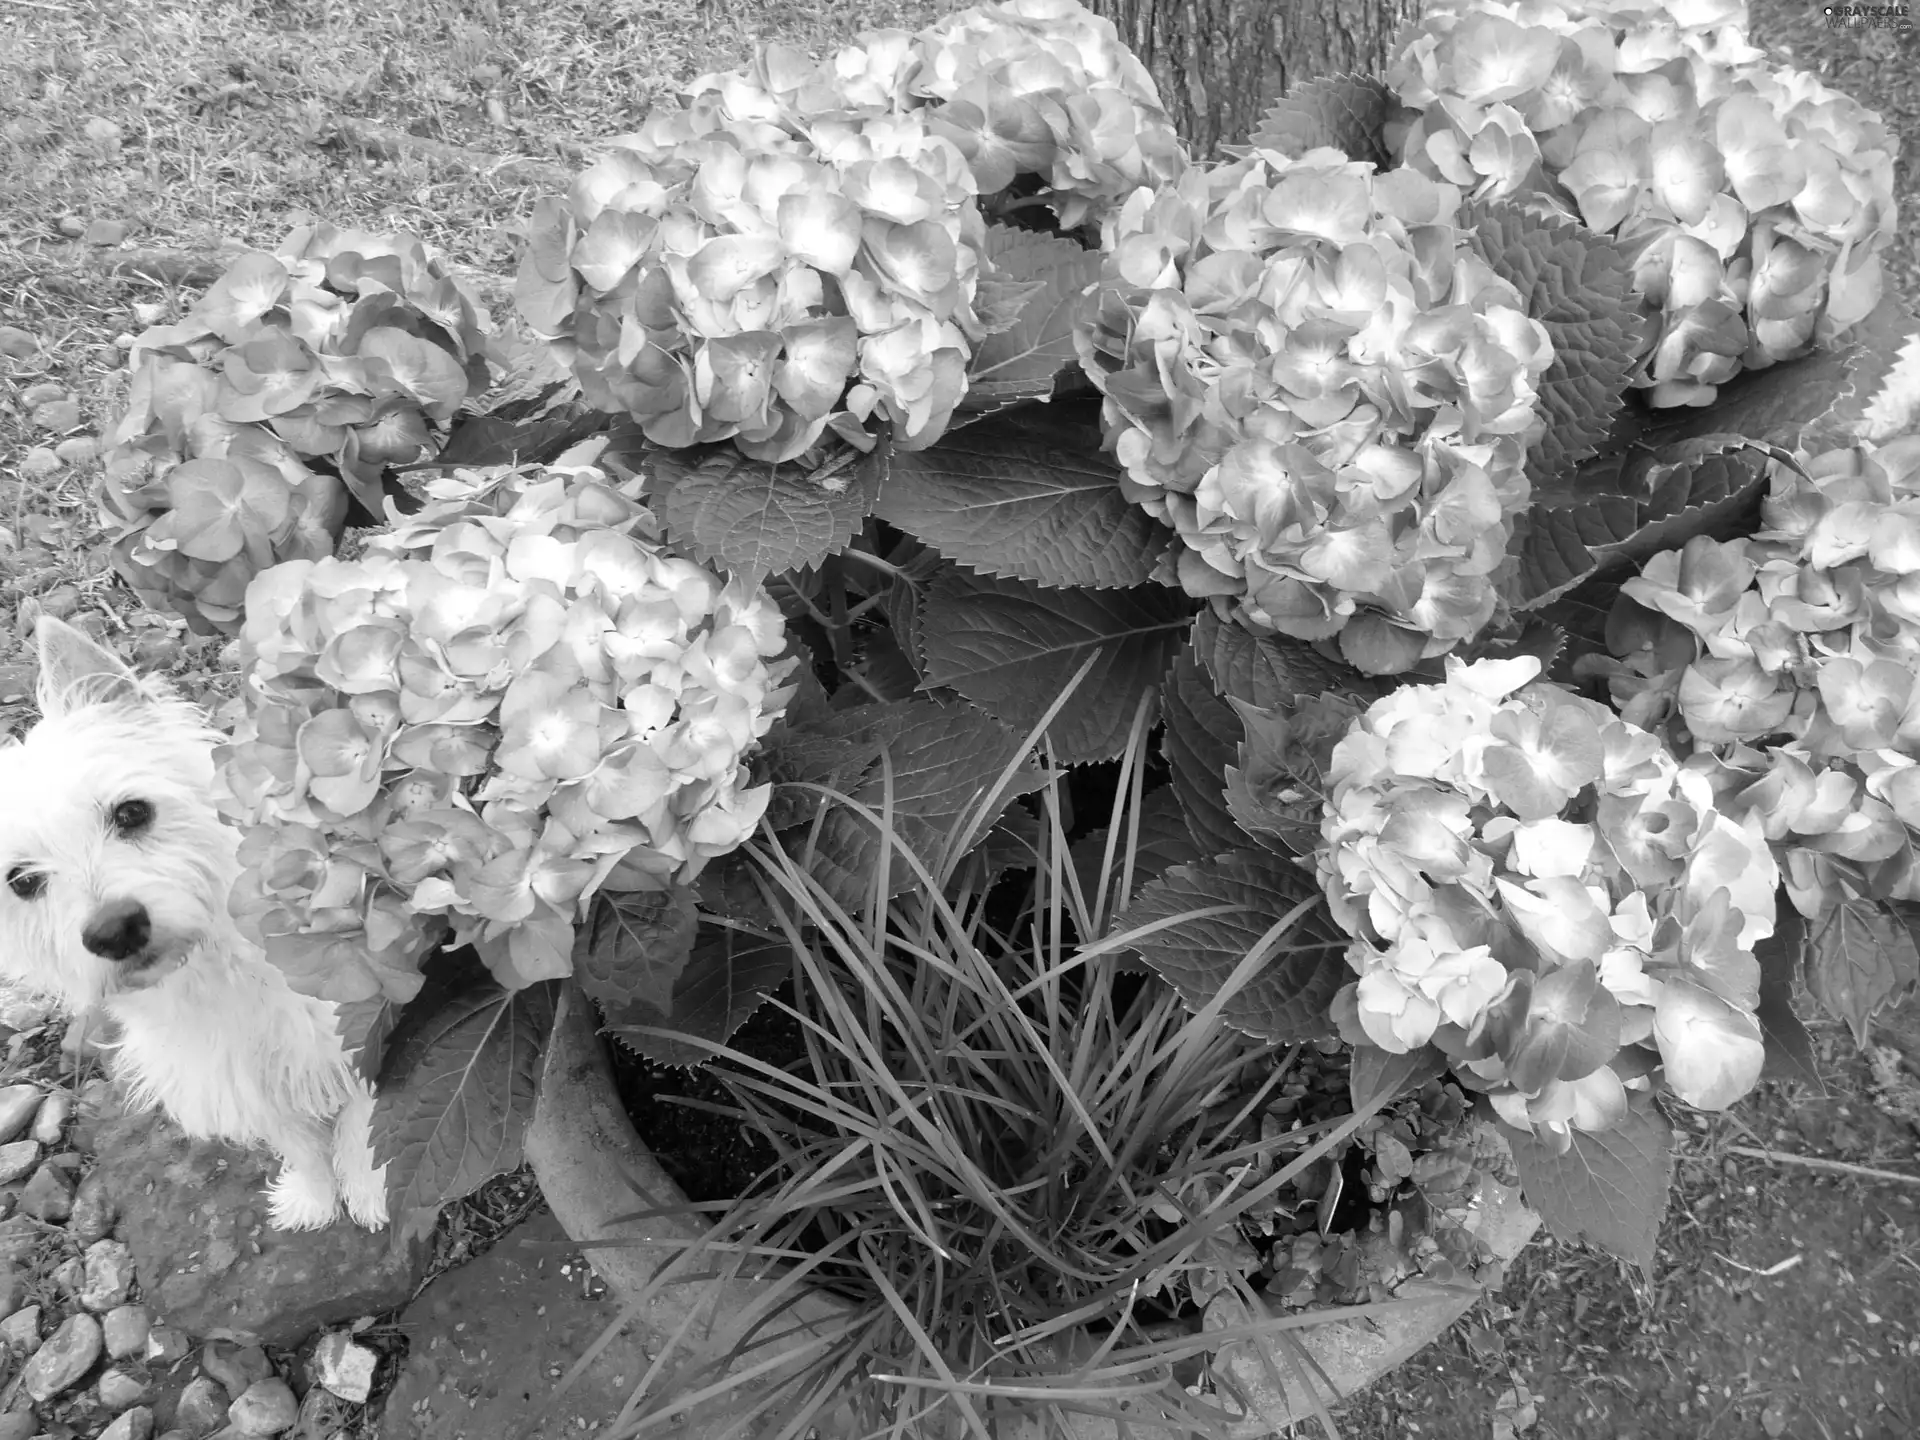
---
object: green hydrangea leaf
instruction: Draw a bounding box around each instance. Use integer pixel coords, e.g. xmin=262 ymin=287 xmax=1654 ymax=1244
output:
xmin=1109 ymin=847 xmax=1348 ymax=1043
xmin=1460 ymin=198 xmax=1645 ymax=479
xmin=370 ymin=976 xmax=557 ymax=1228
xmin=1349 ymin=1044 xmax=1448 ymax=1114
xmin=335 ymin=995 xmax=402 ymax=1084
xmin=1247 ymin=74 xmax=1394 ymax=167
xmin=1754 ymin=912 xmax=1822 ymax=1091
xmin=572 ymin=887 xmax=700 ymax=1021
xmin=1503 ymin=1098 xmax=1673 ymax=1279
xmin=601 ymin=923 xmax=791 ymax=1070
xmin=876 ymin=401 xmax=1173 ymax=590
xmin=654 ymin=442 xmax=882 ymax=587
xmin=1804 ymin=897 xmax=1920 ymax=1048
xmin=1160 ymin=643 xmax=1247 ymax=857
xmin=1191 ymin=605 xmax=1384 ymax=710
xmin=917 ymin=563 xmax=1193 ymax=765
xmin=962 ymin=224 xmax=1104 ymax=412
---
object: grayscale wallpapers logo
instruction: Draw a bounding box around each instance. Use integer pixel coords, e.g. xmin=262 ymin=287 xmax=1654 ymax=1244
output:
xmin=1824 ymin=3 xmax=1912 ymax=25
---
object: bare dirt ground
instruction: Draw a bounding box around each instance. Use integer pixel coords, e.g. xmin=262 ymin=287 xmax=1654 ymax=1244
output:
xmin=3 ymin=3 xmax=1918 ymax=1439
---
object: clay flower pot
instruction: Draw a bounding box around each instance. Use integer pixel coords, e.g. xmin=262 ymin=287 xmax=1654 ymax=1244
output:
xmin=524 ymin=983 xmax=1540 ymax=1436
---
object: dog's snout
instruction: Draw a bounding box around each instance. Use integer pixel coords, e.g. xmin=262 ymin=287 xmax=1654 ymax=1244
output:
xmin=82 ymin=899 xmax=152 ymax=961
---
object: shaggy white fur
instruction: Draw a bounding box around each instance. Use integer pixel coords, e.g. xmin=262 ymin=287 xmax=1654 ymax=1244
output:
xmin=0 ymin=618 xmax=386 ymax=1230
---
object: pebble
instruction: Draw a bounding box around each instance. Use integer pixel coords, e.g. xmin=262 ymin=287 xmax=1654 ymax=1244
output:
xmin=21 ymin=1312 xmax=103 ymax=1401
xmin=0 ymin=1215 xmax=41 ymax=1265
xmin=0 ymin=1085 xmax=44 ymax=1143
xmin=58 ymin=214 xmax=86 ymax=238
xmin=18 ymin=447 xmax=61 ymax=479
xmin=86 ymin=218 xmax=131 ymax=247
xmin=68 ymin=1172 xmax=116 ymax=1245
xmin=54 ymin=435 xmax=98 ymax=465
xmin=227 ymin=1377 xmax=299 ymax=1437
xmin=50 ymin=1254 xmax=86 ymax=1296
xmin=31 ymin=398 xmax=83 ymax=433
xmin=82 ymin=1238 xmax=135 ymax=1310
xmin=311 ymin=1330 xmax=376 ymax=1403
xmin=0 ymin=1140 xmax=39 ymax=1184
xmin=101 ymin=1407 xmax=155 ymax=1440
xmin=0 ymin=325 xmax=37 ymax=358
xmin=0 ymin=1302 xmax=39 ymax=1351
xmin=145 ymin=1323 xmax=191 ymax=1365
xmin=0 ymin=1266 xmax=21 ymax=1316
xmin=17 ymin=1163 xmax=74 ymax=1223
xmin=0 ymin=1417 xmax=35 ymax=1440
xmin=97 ymin=1365 xmax=152 ymax=1410
xmin=202 ymin=1339 xmax=274 ymax=1398
xmin=19 ymin=382 xmax=67 ymax=409
xmin=172 ymin=1376 xmax=228 ymax=1438
xmin=104 ymin=1304 xmax=151 ymax=1360
xmin=30 ymin=1092 xmax=71 ymax=1147
xmin=83 ymin=117 xmax=123 ymax=144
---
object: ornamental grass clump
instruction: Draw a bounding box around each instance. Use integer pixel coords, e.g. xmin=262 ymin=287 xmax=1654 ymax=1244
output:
xmin=216 ymin=460 xmax=796 ymax=1000
xmin=1074 ymin=148 xmax=1553 ymax=672
xmin=1386 ymin=0 xmax=1897 ymax=406
xmin=1318 ymin=654 xmax=1779 ymax=1145
xmin=1595 ymin=435 xmax=1920 ymax=929
xmin=102 ymin=224 xmax=493 ymax=632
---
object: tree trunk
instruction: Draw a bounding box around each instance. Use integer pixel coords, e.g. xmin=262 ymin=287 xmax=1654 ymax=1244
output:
xmin=1090 ymin=0 xmax=1422 ymax=157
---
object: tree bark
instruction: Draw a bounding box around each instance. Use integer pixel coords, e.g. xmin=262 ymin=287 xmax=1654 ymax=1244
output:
xmin=1090 ymin=0 xmax=1422 ymax=157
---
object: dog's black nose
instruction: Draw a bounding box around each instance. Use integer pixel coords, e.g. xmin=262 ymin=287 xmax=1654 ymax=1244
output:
xmin=82 ymin=899 xmax=152 ymax=962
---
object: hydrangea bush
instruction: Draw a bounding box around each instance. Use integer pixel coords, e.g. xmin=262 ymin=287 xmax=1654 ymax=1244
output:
xmin=102 ymin=224 xmax=494 ymax=632
xmin=101 ymin=0 xmax=1920 ymax=1272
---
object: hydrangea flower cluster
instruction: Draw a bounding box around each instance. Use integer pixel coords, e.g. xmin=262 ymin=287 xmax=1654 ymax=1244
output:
xmin=1317 ymin=655 xmax=1779 ymax=1145
xmin=101 ymin=225 xmax=492 ymax=632
xmin=1386 ymin=0 xmax=1897 ymax=407
xmin=1074 ymin=148 xmax=1554 ymax=670
xmin=514 ymin=0 xmax=1183 ymax=464
xmin=1596 ymin=436 xmax=1920 ymax=922
xmin=216 ymin=460 xmax=796 ymax=1000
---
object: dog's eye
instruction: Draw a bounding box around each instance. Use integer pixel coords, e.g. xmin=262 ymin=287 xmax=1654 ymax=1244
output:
xmin=5 ymin=867 xmax=44 ymax=901
xmin=111 ymin=799 xmax=155 ymax=836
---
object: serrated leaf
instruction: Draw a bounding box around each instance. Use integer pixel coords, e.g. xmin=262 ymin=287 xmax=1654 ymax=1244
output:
xmin=1247 ymin=74 xmax=1393 ymax=167
xmin=1069 ymin=786 xmax=1208 ymax=918
xmin=1504 ymin=1099 xmax=1673 ymax=1277
xmin=1507 ymin=438 xmax=1777 ymax=609
xmin=1191 ymin=605 xmax=1381 ymax=710
xmin=775 ymin=698 xmax=1048 ymax=908
xmin=962 ymin=226 xmax=1104 ymax=410
xmin=1349 ymin=1044 xmax=1447 ymax=1114
xmin=654 ymin=444 xmax=880 ymax=585
xmin=1110 ymin=848 xmax=1348 ymax=1042
xmin=1804 ymin=897 xmax=1920 ymax=1047
xmin=918 ymin=563 xmax=1193 ymax=764
xmin=1160 ymin=644 xmax=1247 ymax=857
xmin=603 ymin=923 xmax=792 ymax=1069
xmin=371 ymin=979 xmax=557 ymax=1221
xmin=1755 ymin=912 xmax=1822 ymax=1092
xmin=876 ymin=402 xmax=1173 ymax=590
xmin=1460 ymin=198 xmax=1644 ymax=478
xmin=572 ymin=888 xmax=700 ymax=1020
xmin=335 ymin=995 xmax=402 ymax=1084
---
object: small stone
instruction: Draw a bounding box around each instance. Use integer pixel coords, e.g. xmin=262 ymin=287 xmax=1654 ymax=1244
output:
xmin=19 ymin=382 xmax=67 ymax=409
xmin=0 ymin=1215 xmax=41 ymax=1265
xmin=0 ymin=1140 xmax=39 ymax=1184
xmin=67 ymin=1172 xmax=116 ymax=1245
xmin=0 ymin=1086 xmax=44 ymax=1143
xmin=29 ymin=1093 xmax=71 ymax=1148
xmin=311 ymin=1331 xmax=376 ymax=1403
xmin=101 ymin=1407 xmax=154 ymax=1440
xmin=18 ymin=447 xmax=61 ymax=478
xmin=31 ymin=398 xmax=83 ymax=433
xmin=131 ymin=635 xmax=183 ymax=669
xmin=132 ymin=302 xmax=165 ymax=325
xmin=58 ymin=214 xmax=86 ymax=238
xmin=0 ymin=325 xmax=37 ymax=359
xmin=227 ymin=1377 xmax=298 ymax=1437
xmin=172 ymin=1376 xmax=228 ymax=1438
xmin=85 ymin=218 xmax=130 ymax=247
xmin=0 ymin=1416 xmax=36 ymax=1440
xmin=0 ymin=1267 xmax=21 ymax=1316
xmin=97 ymin=1365 xmax=151 ymax=1410
xmin=0 ymin=1302 xmax=39 ymax=1352
xmin=201 ymin=1340 xmax=273 ymax=1398
xmin=49 ymin=1254 xmax=86 ymax=1296
xmin=144 ymin=1323 xmax=191 ymax=1365
xmin=21 ymin=1312 xmax=103 ymax=1402
xmin=82 ymin=1239 xmax=135 ymax=1310
xmin=83 ymin=117 xmax=123 ymax=144
xmin=53 ymin=436 xmax=98 ymax=465
xmin=103 ymin=1304 xmax=150 ymax=1360
xmin=16 ymin=1163 xmax=73 ymax=1223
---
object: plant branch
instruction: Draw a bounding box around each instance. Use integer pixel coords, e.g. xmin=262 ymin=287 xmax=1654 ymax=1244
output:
xmin=1719 ymin=1143 xmax=1920 ymax=1189
xmin=325 ymin=116 xmax=573 ymax=188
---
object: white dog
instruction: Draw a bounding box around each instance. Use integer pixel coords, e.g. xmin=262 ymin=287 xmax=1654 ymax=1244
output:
xmin=0 ymin=617 xmax=387 ymax=1231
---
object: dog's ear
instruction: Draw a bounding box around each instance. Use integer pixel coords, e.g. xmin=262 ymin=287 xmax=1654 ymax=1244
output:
xmin=35 ymin=616 xmax=149 ymax=717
